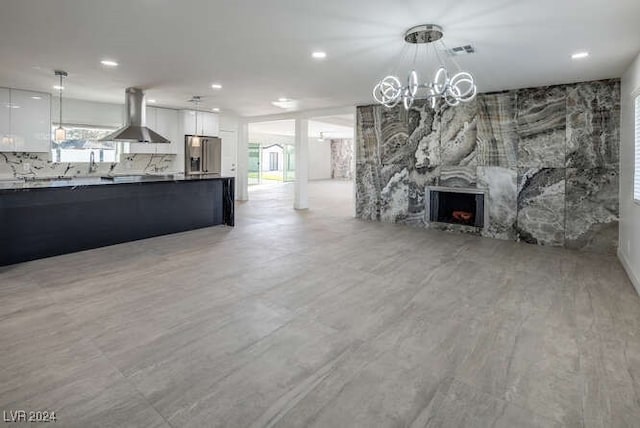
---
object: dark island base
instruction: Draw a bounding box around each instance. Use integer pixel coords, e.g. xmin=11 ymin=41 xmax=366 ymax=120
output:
xmin=0 ymin=177 xmax=234 ymax=267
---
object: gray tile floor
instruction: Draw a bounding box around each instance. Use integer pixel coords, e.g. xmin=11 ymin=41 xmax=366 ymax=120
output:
xmin=1 ymin=180 xmax=639 ymax=427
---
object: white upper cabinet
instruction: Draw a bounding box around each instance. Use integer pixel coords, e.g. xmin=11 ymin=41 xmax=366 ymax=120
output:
xmin=129 ymin=106 xmax=180 ymax=154
xmin=155 ymin=107 xmax=180 ymax=145
xmin=0 ymin=88 xmax=11 ymax=151
xmin=0 ymin=89 xmax=50 ymax=153
xmin=201 ymin=112 xmax=219 ymax=136
xmin=180 ymin=110 xmax=219 ymax=137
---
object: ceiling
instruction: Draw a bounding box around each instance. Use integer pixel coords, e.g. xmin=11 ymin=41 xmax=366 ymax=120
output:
xmin=1 ymin=0 xmax=639 ymax=117
xmin=249 ymin=115 xmax=354 ymax=139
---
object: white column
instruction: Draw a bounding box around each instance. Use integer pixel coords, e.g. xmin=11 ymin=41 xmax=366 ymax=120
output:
xmin=294 ymin=117 xmax=309 ymax=210
xmin=236 ymin=122 xmax=249 ymax=201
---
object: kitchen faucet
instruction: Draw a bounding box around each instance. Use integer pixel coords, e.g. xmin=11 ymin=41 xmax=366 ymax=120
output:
xmin=89 ymin=151 xmax=98 ymax=173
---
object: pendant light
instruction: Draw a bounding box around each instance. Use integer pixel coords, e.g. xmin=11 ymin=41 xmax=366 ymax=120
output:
xmin=190 ymin=96 xmax=201 ymax=147
xmin=372 ymin=24 xmax=477 ymax=110
xmin=54 ymin=70 xmax=68 ymax=142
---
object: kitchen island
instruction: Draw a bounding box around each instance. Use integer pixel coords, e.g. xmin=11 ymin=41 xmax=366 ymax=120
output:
xmin=0 ymin=175 xmax=234 ymax=267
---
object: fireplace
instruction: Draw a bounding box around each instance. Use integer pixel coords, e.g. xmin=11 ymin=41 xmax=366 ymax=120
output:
xmin=426 ymin=186 xmax=487 ymax=228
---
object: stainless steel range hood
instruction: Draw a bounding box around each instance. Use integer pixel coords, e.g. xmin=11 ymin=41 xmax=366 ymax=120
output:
xmin=101 ymin=87 xmax=170 ymax=144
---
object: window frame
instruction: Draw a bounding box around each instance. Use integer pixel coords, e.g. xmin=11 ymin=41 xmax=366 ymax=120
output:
xmin=50 ymin=124 xmax=123 ymax=163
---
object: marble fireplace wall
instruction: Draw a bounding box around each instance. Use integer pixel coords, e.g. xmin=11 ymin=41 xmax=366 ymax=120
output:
xmin=0 ymin=152 xmax=177 ymax=180
xmin=355 ymin=79 xmax=620 ymax=253
xmin=330 ymin=139 xmax=354 ymax=180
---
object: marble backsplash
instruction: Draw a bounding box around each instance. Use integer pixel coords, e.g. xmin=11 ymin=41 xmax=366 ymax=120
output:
xmin=0 ymin=152 xmax=177 ymax=180
xmin=356 ymin=79 xmax=620 ymax=253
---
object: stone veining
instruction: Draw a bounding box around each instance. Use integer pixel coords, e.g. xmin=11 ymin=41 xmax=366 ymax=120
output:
xmin=356 ymin=79 xmax=620 ymax=253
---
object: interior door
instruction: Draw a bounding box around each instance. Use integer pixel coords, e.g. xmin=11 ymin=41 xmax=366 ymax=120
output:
xmin=219 ymin=130 xmax=237 ymax=177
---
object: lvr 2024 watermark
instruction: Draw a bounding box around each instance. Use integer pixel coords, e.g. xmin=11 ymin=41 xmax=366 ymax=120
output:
xmin=3 ymin=410 xmax=57 ymax=423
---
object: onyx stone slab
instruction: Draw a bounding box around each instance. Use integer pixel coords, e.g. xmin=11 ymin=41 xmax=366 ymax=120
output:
xmin=0 ymin=176 xmax=235 ymax=266
xmin=517 ymin=86 xmax=566 ymax=168
xmin=565 ymin=167 xmax=619 ymax=252
xmin=477 ymin=166 xmax=518 ymax=240
xmin=440 ymin=100 xmax=478 ymax=166
xmin=566 ymin=80 xmax=620 ymax=169
xmin=517 ymin=168 xmax=566 ymax=246
xmin=476 ymin=92 xmax=518 ymax=167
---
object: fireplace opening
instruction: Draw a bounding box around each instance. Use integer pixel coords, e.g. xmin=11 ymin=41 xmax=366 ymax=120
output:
xmin=428 ymin=189 xmax=485 ymax=228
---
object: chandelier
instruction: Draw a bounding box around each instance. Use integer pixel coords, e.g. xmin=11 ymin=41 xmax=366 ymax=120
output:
xmin=373 ymin=24 xmax=477 ymax=110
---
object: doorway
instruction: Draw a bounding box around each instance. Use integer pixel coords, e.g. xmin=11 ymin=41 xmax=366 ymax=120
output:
xmin=248 ymin=120 xmax=295 ymax=186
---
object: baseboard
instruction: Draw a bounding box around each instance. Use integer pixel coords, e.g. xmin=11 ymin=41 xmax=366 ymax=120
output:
xmin=617 ymin=248 xmax=640 ymax=296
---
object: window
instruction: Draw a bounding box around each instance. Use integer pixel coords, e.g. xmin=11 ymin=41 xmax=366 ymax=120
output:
xmin=635 ymin=94 xmax=640 ymax=202
xmin=51 ymin=126 xmax=122 ymax=163
xmin=269 ymin=151 xmax=279 ymax=171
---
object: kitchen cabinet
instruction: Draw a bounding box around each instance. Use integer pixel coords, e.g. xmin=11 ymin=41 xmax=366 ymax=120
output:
xmin=129 ymin=107 xmax=180 ymax=154
xmin=181 ymin=110 xmax=219 ymax=137
xmin=0 ymin=88 xmax=11 ymax=151
xmin=0 ymin=88 xmax=50 ymax=153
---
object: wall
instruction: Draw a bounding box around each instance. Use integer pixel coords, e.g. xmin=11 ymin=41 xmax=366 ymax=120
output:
xmin=618 ymin=52 xmax=640 ymax=293
xmin=309 ymin=139 xmax=331 ymax=180
xmin=356 ymin=78 xmax=620 ymax=253
xmin=330 ymin=139 xmax=353 ymax=180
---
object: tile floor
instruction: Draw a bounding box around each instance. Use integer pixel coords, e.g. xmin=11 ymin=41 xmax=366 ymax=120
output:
xmin=1 ymin=180 xmax=639 ymax=427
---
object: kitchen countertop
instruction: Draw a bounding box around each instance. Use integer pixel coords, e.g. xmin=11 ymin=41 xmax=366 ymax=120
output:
xmin=0 ymin=174 xmax=232 ymax=192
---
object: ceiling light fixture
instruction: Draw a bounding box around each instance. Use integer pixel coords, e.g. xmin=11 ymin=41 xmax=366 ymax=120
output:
xmin=100 ymin=60 xmax=118 ymax=67
xmin=212 ymin=108 xmax=220 ymax=112
xmin=148 ymin=99 xmax=157 ymax=103
xmin=53 ymin=85 xmax=64 ymax=90
xmin=189 ymin=96 xmax=202 ymax=147
xmin=54 ymin=70 xmax=68 ymax=142
xmin=373 ymin=24 xmax=477 ymax=110
xmin=211 ymin=83 xmax=222 ymax=90
xmin=272 ymin=98 xmax=297 ymax=109
xmin=571 ymin=51 xmax=589 ymax=60
xmin=312 ymin=51 xmax=327 ymax=59
xmin=31 ymin=96 xmax=42 ymax=100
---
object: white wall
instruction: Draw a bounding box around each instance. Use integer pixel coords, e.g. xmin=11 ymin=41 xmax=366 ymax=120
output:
xmin=308 ymin=139 xmax=331 ymax=180
xmin=618 ymin=51 xmax=640 ymax=295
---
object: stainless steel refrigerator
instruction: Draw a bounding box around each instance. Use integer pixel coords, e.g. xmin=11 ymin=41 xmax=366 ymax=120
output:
xmin=185 ymin=136 xmax=222 ymax=176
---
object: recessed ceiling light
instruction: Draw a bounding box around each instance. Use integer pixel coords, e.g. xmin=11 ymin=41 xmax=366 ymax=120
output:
xmin=571 ymin=51 xmax=589 ymax=60
xmin=272 ymin=98 xmax=297 ymax=109
xmin=212 ymin=107 xmax=220 ymax=112
xmin=100 ymin=60 xmax=118 ymax=67
xmin=312 ymin=51 xmax=327 ymax=59
xmin=148 ymin=99 xmax=157 ymax=103
xmin=53 ymin=85 xmax=64 ymax=90
xmin=31 ymin=96 xmax=42 ymax=100
xmin=211 ymin=83 xmax=222 ymax=89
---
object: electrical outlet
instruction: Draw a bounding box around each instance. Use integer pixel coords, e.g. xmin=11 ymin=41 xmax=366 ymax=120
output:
xmin=22 ymin=162 xmax=30 ymax=172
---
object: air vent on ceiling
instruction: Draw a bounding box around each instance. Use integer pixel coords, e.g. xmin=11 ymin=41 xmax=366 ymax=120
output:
xmin=448 ymin=45 xmax=475 ymax=56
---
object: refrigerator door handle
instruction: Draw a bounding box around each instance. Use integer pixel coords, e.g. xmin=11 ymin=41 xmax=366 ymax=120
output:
xmin=202 ymin=139 xmax=207 ymax=173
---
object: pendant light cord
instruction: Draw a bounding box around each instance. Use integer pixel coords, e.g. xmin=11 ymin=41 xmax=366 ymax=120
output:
xmin=59 ymin=74 xmax=63 ymax=127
